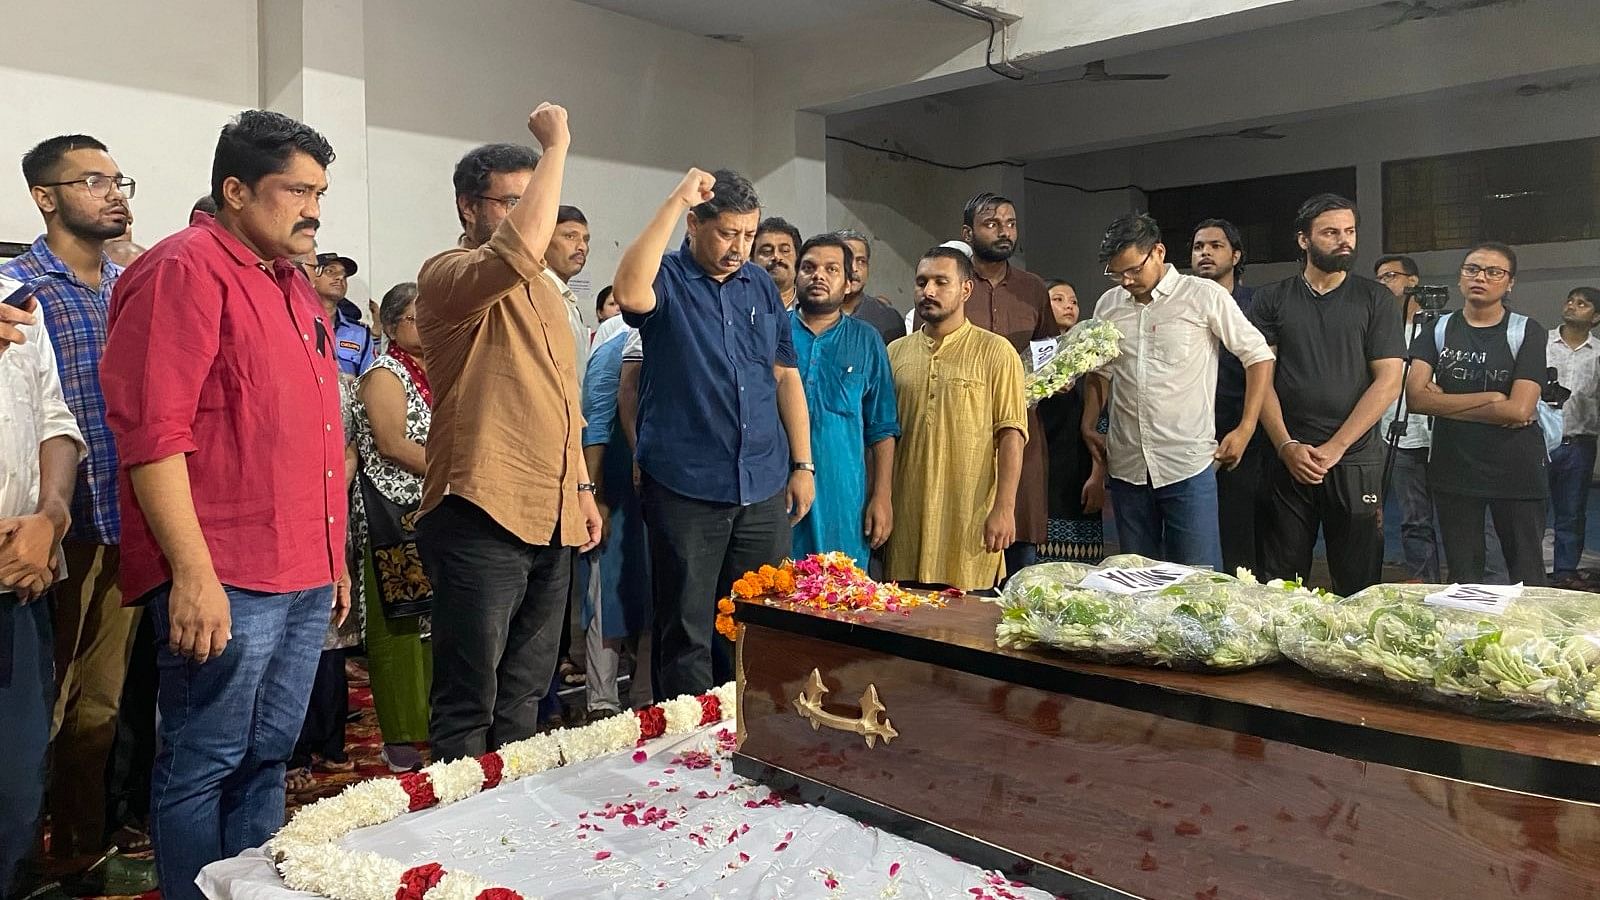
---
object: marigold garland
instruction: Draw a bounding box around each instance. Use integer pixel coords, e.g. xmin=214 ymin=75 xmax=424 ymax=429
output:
xmin=716 ymin=551 xmax=947 ymax=638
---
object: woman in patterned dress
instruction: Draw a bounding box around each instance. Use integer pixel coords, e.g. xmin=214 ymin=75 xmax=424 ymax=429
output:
xmin=353 ymin=283 xmax=435 ymax=772
xmin=1037 ymin=280 xmax=1107 ymax=563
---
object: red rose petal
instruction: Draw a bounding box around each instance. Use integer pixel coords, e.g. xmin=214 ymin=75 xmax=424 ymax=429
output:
xmin=593 ymin=850 xmax=611 ymax=860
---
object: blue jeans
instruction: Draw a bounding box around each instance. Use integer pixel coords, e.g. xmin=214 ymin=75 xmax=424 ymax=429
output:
xmin=0 ymin=596 xmax=52 ymax=896
xmin=1548 ymin=438 xmax=1597 ymax=574
xmin=148 ymin=584 xmax=331 ymax=900
xmin=1108 ymin=468 xmax=1223 ymax=569
xmin=1391 ymin=448 xmax=1441 ymax=581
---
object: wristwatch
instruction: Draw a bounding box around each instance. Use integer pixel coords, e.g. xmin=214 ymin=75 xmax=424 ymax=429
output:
xmin=576 ymin=482 xmax=598 ymax=493
xmin=791 ymin=461 xmax=816 ymax=473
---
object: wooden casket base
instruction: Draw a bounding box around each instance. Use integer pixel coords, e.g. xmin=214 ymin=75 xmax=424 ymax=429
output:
xmin=732 ymin=596 xmax=1600 ymax=900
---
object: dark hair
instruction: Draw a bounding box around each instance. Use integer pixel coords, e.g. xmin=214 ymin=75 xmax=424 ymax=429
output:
xmin=963 ymin=192 xmax=1015 ymax=228
xmin=1044 ymin=278 xmax=1074 ymax=291
xmin=1374 ymin=254 xmax=1418 ymax=277
xmin=690 ymin=169 xmax=760 ymax=221
xmin=23 ymin=134 xmax=109 ymax=186
xmin=756 ymin=216 xmax=801 ymax=250
xmin=557 ymin=205 xmax=587 ymax=225
xmin=378 ymin=282 xmax=418 ymax=331
xmin=797 ymin=234 xmax=855 ymax=277
xmin=1570 ymin=287 xmax=1600 ymax=309
xmin=210 ymin=110 xmax=334 ymax=206
xmin=1097 ymin=212 xmax=1162 ymax=265
xmin=920 ymin=245 xmax=975 ymax=282
xmin=1465 ymin=241 xmax=1518 ymax=277
xmin=1293 ymin=192 xmax=1358 ymax=236
xmin=1193 ymin=217 xmax=1246 ymax=278
xmin=192 ymin=194 xmax=219 ymax=216
xmin=595 ymin=285 xmax=614 ymax=313
xmin=834 ymin=228 xmax=871 ymax=261
xmin=452 ymin=143 xmax=539 ymax=227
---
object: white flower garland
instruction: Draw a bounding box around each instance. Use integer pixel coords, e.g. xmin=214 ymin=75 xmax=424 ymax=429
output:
xmin=269 ymin=684 xmax=734 ymax=900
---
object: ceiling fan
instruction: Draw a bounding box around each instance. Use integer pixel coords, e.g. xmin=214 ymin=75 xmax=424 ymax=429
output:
xmin=1372 ymin=0 xmax=1523 ymax=30
xmin=1023 ymin=59 xmax=1170 ymax=87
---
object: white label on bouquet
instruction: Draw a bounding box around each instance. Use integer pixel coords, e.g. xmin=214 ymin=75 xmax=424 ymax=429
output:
xmin=1081 ymin=564 xmax=1196 ymax=595
xmin=1423 ymin=583 xmax=1522 ymax=616
xmin=1029 ymin=338 xmax=1058 ymax=372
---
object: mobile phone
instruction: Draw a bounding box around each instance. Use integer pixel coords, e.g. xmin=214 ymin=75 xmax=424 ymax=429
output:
xmin=2 ymin=274 xmax=54 ymax=309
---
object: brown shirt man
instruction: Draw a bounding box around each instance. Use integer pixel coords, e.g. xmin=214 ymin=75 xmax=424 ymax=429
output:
xmin=965 ymin=263 xmax=1057 ymax=545
xmin=416 ymin=214 xmax=586 ymax=547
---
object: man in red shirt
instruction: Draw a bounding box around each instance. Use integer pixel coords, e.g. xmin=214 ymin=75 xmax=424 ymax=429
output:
xmin=100 ymin=110 xmax=347 ymax=900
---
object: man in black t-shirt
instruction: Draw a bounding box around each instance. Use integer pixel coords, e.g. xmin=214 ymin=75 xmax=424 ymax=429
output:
xmin=1404 ymin=242 xmax=1548 ymax=585
xmin=1249 ymin=194 xmax=1404 ymax=594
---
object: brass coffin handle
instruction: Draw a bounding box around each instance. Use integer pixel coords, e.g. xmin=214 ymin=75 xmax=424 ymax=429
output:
xmin=792 ymin=668 xmax=898 ymax=748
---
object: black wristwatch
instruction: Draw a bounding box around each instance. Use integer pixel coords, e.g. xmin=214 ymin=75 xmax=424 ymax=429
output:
xmin=576 ymin=482 xmax=598 ymax=493
xmin=791 ymin=461 xmax=816 ymax=473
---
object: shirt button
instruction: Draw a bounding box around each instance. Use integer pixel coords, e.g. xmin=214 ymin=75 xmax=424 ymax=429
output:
xmin=326 ymin=470 xmax=334 ymax=478
xmin=302 ymin=333 xmax=310 ymax=341
xmin=325 ymin=423 xmax=332 ymax=431
xmin=327 ymin=516 xmax=335 ymax=524
xmin=318 ymin=376 xmax=325 ymax=384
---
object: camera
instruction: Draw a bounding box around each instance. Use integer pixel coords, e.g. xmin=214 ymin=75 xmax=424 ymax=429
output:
xmin=1544 ymin=367 xmax=1572 ymax=408
xmin=1404 ymin=284 xmax=1450 ymax=311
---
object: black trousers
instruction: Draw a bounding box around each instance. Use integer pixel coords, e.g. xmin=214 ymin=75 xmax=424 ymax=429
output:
xmin=1433 ymin=492 xmax=1548 ymax=586
xmin=420 ymin=496 xmax=571 ymax=762
xmin=104 ymin=604 xmax=157 ymax=838
xmin=1259 ymin=457 xmax=1384 ymax=596
xmin=1216 ymin=442 xmax=1270 ymax=575
xmin=290 ymin=648 xmax=348 ymax=767
xmin=640 ymin=477 xmax=790 ymax=700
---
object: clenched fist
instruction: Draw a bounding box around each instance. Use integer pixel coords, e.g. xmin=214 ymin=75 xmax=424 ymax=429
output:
xmin=527 ymin=102 xmax=570 ymax=151
xmin=672 ymin=168 xmax=715 ymax=209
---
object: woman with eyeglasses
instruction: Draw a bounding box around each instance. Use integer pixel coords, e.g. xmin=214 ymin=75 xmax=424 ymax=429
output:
xmin=1404 ymin=242 xmax=1549 ymax=585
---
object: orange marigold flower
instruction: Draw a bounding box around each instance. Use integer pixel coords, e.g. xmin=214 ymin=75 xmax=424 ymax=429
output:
xmin=717 ymin=597 xmax=736 ymax=614
xmin=731 ymin=577 xmax=759 ymax=598
xmin=773 ymin=570 xmax=796 ymax=594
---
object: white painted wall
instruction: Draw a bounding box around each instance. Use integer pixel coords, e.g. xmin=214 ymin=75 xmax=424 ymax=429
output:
xmin=1024 ymin=84 xmax=1600 ymax=325
xmin=363 ymin=0 xmax=755 ymax=323
xmin=0 ymin=0 xmax=259 ymax=249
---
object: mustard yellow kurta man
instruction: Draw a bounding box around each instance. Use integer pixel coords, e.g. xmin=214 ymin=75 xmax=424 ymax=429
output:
xmin=884 ymin=246 xmax=1027 ymax=591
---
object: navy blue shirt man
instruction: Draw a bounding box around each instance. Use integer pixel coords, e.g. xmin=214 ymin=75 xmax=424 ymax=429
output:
xmin=1192 ymin=219 xmax=1264 ymax=574
xmin=308 ymin=251 xmax=374 ymax=375
xmin=614 ymin=168 xmax=814 ymax=698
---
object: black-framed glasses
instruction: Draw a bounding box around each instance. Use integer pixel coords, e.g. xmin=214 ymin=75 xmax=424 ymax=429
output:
xmin=38 ymin=174 xmax=136 ymax=199
xmin=1460 ymin=263 xmax=1511 ymax=282
xmin=1104 ymin=247 xmax=1154 ymax=282
xmin=474 ymin=194 xmax=520 ymax=209
xmin=1376 ymin=271 xmax=1410 ymax=283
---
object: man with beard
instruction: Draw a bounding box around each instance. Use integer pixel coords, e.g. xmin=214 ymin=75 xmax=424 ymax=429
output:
xmin=789 ymin=234 xmax=899 ymax=565
xmin=885 ymin=246 xmax=1026 ymax=591
xmin=100 ymin=110 xmax=350 ymax=900
xmin=753 ymin=216 xmax=800 ymax=311
xmin=613 ymin=168 xmax=813 ymax=698
xmin=836 ymin=229 xmax=910 ymax=346
xmin=545 ymin=205 xmax=593 ymax=385
xmin=959 ymin=192 xmax=1055 ymax=577
xmin=1249 ymin=194 xmax=1404 ymax=594
xmin=1192 ymin=218 xmax=1269 ymax=574
xmin=0 ymin=135 xmax=153 ymax=892
xmin=414 ymin=106 xmax=603 ymax=762
xmin=307 ymin=251 xmax=375 ymax=376
xmin=1085 ymin=214 xmax=1273 ymax=569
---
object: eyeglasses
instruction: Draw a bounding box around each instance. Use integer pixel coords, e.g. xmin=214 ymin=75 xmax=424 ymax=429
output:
xmin=474 ymin=194 xmax=521 ymax=209
xmin=1103 ymin=247 xmax=1154 ymax=282
xmin=1376 ymin=271 xmax=1410 ymax=283
xmin=1460 ymin=263 xmax=1512 ymax=282
xmin=38 ymin=174 xmax=136 ymax=199
xmin=399 ymin=314 xmax=417 ymax=324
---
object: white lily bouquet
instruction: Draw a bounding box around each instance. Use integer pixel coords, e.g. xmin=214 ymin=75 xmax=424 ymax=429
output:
xmin=1023 ymin=317 xmax=1122 ymax=406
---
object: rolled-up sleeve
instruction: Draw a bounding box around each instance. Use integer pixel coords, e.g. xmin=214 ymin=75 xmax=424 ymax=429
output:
xmin=100 ymin=259 xmax=221 ymax=467
xmin=417 ymin=216 xmax=547 ymax=324
xmin=32 ymin=320 xmax=86 ymax=458
xmin=992 ymin=345 xmax=1028 ymax=439
xmin=1211 ymin=290 xmax=1275 ymax=368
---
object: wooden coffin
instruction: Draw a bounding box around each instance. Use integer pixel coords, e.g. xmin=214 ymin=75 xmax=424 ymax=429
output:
xmin=732 ymin=594 xmax=1600 ymax=900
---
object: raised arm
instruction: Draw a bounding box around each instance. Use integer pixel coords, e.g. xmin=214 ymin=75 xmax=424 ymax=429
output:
xmin=613 ymin=169 xmax=715 ymax=316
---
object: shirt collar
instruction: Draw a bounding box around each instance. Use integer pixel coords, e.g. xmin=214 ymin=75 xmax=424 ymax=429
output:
xmin=24 ymin=234 xmax=120 ymax=290
xmin=920 ymin=318 xmax=972 ymax=350
xmin=1550 ymin=329 xmax=1599 ymax=353
xmin=1152 ymin=264 xmax=1182 ymax=299
xmin=192 ymin=210 xmax=298 ymax=276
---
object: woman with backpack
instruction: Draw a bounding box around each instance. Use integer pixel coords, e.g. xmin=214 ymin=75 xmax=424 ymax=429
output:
xmin=1405 ymin=242 xmax=1550 ymax=585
